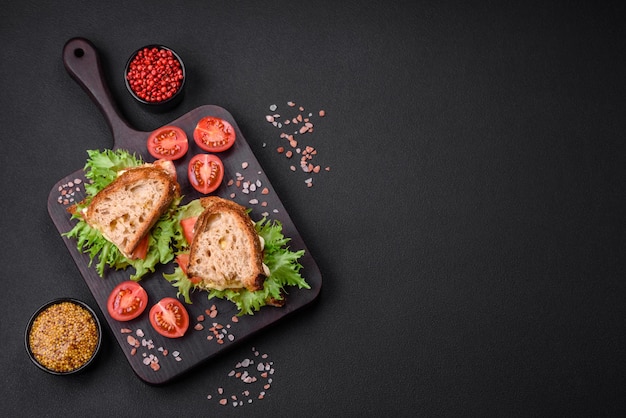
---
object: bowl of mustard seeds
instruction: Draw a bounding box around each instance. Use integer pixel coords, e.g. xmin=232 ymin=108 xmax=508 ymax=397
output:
xmin=25 ymin=298 xmax=102 ymax=375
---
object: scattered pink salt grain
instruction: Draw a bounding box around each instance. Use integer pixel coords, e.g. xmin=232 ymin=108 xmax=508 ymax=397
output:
xmin=264 ymin=101 xmax=330 ymax=187
xmin=56 ymin=177 xmax=84 ymax=205
xmin=118 ymin=326 xmax=183 ymax=370
xmin=206 ymin=346 xmax=275 ymax=407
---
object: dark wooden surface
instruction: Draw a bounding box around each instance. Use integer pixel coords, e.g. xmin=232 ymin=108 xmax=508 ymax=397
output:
xmin=48 ymin=39 xmax=321 ymax=384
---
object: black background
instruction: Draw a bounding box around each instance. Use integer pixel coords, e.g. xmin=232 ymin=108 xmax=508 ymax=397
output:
xmin=2 ymin=1 xmax=625 ymax=416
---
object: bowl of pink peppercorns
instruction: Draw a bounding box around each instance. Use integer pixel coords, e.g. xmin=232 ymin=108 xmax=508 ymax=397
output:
xmin=124 ymin=44 xmax=186 ymax=112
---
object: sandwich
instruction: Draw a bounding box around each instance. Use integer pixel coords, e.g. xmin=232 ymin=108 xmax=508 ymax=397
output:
xmin=187 ymin=196 xmax=268 ymax=292
xmin=65 ymin=149 xmax=184 ymax=280
xmin=164 ymin=196 xmax=310 ymax=315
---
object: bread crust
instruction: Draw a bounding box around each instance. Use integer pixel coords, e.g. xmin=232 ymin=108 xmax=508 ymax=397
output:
xmin=83 ymin=165 xmax=179 ymax=258
xmin=187 ymin=197 xmax=266 ymax=292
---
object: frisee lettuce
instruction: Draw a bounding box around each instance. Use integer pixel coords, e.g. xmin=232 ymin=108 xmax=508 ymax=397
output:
xmin=163 ymin=202 xmax=309 ymax=315
xmin=63 ymin=149 xmax=184 ymax=281
xmin=83 ymin=149 xmax=144 ymax=196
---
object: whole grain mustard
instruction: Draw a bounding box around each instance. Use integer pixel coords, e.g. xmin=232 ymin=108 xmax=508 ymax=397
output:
xmin=28 ymin=301 xmax=99 ymax=373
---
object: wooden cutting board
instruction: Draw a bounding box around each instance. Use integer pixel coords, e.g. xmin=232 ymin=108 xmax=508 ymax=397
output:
xmin=47 ymin=38 xmax=322 ymax=384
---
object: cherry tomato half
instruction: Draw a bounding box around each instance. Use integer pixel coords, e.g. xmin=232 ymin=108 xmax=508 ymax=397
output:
xmin=147 ymin=125 xmax=188 ymax=160
xmin=107 ymin=281 xmax=148 ymax=322
xmin=187 ymin=154 xmax=224 ymax=194
xmin=193 ymin=116 xmax=236 ymax=153
xmin=149 ymin=297 xmax=189 ymax=338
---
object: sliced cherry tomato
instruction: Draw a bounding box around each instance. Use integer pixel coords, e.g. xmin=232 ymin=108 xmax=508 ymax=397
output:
xmin=147 ymin=125 xmax=188 ymax=160
xmin=187 ymin=154 xmax=224 ymax=194
xmin=128 ymin=234 xmax=150 ymax=260
xmin=193 ymin=116 xmax=236 ymax=153
xmin=180 ymin=217 xmax=197 ymax=245
xmin=107 ymin=281 xmax=148 ymax=322
xmin=149 ymin=297 xmax=189 ymax=338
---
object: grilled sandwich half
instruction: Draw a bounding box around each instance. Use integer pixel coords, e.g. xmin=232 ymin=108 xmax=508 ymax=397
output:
xmin=81 ymin=162 xmax=180 ymax=259
xmin=187 ymin=197 xmax=268 ymax=292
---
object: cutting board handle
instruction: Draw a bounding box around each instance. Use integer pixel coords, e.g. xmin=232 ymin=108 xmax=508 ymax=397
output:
xmin=63 ymin=37 xmax=138 ymax=146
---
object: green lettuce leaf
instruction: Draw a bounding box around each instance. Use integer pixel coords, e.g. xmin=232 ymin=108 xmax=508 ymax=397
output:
xmin=83 ymin=149 xmax=144 ymax=197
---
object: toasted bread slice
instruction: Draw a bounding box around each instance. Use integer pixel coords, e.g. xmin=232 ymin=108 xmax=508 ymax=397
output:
xmin=82 ymin=164 xmax=180 ymax=258
xmin=187 ymin=197 xmax=266 ymax=292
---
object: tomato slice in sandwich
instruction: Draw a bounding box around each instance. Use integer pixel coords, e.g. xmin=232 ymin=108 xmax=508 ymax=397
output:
xmin=128 ymin=234 xmax=150 ymax=260
xmin=180 ymin=217 xmax=197 ymax=245
xmin=174 ymin=253 xmax=201 ymax=284
xmin=149 ymin=297 xmax=189 ymax=338
xmin=107 ymin=281 xmax=148 ymax=322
